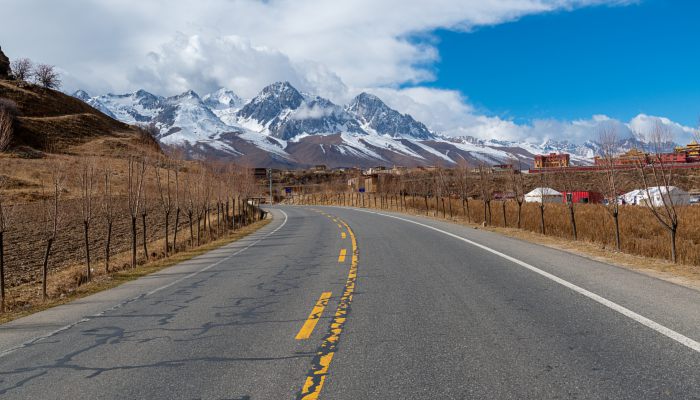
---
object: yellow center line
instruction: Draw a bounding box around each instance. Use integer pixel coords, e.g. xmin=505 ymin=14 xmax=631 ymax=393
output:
xmin=295 ymin=292 xmax=333 ymax=340
xmin=299 ymin=219 xmax=358 ymax=399
xmin=337 ymin=248 xmax=347 ymax=263
xmin=341 ymin=232 xmax=347 ymax=239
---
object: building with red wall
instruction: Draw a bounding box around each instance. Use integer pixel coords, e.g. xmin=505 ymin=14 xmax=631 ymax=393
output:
xmin=562 ymin=191 xmax=604 ymax=204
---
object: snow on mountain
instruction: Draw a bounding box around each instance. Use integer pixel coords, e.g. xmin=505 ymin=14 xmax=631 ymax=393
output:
xmin=152 ymin=90 xmax=235 ymax=147
xmin=73 ymin=82 xmax=601 ymax=168
xmin=346 ymin=92 xmax=434 ymax=140
xmin=203 ymin=88 xmax=245 ymax=127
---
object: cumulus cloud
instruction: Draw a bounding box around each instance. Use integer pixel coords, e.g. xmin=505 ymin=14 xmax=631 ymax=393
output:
xmin=366 ymin=86 xmax=698 ymax=144
xmin=127 ymin=33 xmax=347 ymax=100
xmin=291 ymin=104 xmax=338 ymax=120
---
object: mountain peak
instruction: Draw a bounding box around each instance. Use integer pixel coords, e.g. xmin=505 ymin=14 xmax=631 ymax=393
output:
xmin=237 ymin=81 xmax=304 ymax=127
xmin=72 ymin=89 xmax=91 ymax=101
xmin=347 ymin=92 xmax=433 ymax=140
xmin=203 ymin=88 xmax=243 ymax=110
xmin=173 ymin=89 xmax=200 ymax=100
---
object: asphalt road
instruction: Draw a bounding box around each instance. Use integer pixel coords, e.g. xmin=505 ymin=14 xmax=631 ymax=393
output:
xmin=0 ymin=206 xmax=698 ymax=399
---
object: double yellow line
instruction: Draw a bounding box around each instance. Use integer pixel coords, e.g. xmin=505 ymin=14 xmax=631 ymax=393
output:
xmin=294 ymin=213 xmax=358 ymax=399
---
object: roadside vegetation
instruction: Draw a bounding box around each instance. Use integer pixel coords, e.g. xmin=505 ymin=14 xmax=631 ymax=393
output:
xmin=0 ymin=155 xmax=264 ymax=318
xmin=285 ymin=124 xmax=700 ymax=277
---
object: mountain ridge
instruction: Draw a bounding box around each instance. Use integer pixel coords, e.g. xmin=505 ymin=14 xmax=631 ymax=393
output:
xmin=73 ymin=82 xmax=598 ymax=168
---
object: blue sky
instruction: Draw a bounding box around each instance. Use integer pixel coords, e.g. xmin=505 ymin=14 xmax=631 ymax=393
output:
xmin=428 ymin=0 xmax=700 ymax=128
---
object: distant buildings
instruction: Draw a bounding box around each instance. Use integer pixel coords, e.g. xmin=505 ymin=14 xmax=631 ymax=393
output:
xmin=594 ymin=141 xmax=700 ymax=167
xmin=534 ymin=153 xmax=570 ymax=169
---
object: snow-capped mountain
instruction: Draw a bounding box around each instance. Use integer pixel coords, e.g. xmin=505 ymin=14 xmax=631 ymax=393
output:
xmin=72 ymin=82 xmax=597 ymax=168
xmin=347 ymin=92 xmax=434 ymax=140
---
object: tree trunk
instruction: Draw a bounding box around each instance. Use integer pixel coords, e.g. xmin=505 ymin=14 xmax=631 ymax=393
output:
xmin=142 ymin=213 xmax=149 ymax=261
xmin=517 ymin=202 xmax=522 ymax=229
xmin=131 ymin=216 xmax=137 ymax=268
xmin=164 ymin=211 xmax=170 ymax=257
xmin=225 ymin=200 xmax=230 ymax=231
xmin=188 ymin=213 xmax=194 ymax=246
xmin=483 ymin=200 xmax=487 ymax=225
xmin=173 ymin=208 xmax=181 ymax=252
xmin=539 ymin=205 xmax=546 ymax=235
xmin=465 ymin=198 xmax=471 ymax=223
xmin=0 ymin=232 xmax=4 ymax=313
xmin=105 ymin=221 xmax=112 ymax=272
xmin=42 ymin=238 xmax=53 ymax=300
xmin=441 ymin=198 xmax=446 ymax=218
xmin=612 ymin=210 xmax=621 ymax=251
xmin=487 ymin=201 xmax=492 ymax=225
xmin=424 ymin=196 xmax=429 ymax=216
xmin=568 ymin=204 xmax=577 ymax=240
xmin=435 ymin=196 xmax=439 ymax=217
xmin=83 ymin=221 xmax=91 ymax=282
xmin=502 ymin=201 xmax=507 ymax=228
xmin=197 ymin=217 xmax=201 ymax=246
xmin=670 ymin=226 xmax=677 ymax=263
xmin=448 ymin=197 xmax=453 ymax=219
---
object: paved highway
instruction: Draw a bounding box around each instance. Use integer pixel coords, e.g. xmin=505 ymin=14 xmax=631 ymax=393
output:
xmin=0 ymin=206 xmax=698 ymax=399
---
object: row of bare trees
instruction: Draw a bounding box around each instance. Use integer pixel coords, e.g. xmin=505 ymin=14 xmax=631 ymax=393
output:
xmin=0 ymin=156 xmax=260 ymax=311
xmin=292 ymin=123 xmax=693 ymax=265
xmin=8 ymin=58 xmax=61 ymax=89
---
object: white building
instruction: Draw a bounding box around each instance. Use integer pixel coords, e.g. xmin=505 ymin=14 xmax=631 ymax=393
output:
xmin=524 ymin=187 xmax=563 ymax=203
xmin=623 ymin=186 xmax=690 ymax=207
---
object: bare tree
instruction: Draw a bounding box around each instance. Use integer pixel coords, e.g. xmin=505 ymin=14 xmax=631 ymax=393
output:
xmin=635 ymin=123 xmax=684 ymax=263
xmin=537 ymin=172 xmax=549 ymax=235
xmin=101 ymin=166 xmax=115 ymax=272
xmin=478 ymin=164 xmax=493 ymax=225
xmin=0 ymin=178 xmax=15 ymax=312
xmin=155 ymin=158 xmax=174 ymax=257
xmin=182 ymin=171 xmax=196 ymax=246
xmin=41 ymin=169 xmax=64 ymax=300
xmin=508 ymin=159 xmax=526 ymax=228
xmin=0 ymin=106 xmax=13 ymax=152
xmin=33 ymin=64 xmax=61 ymax=89
xmin=78 ymin=159 xmax=96 ymax=281
xmin=141 ymin=170 xmax=150 ymax=261
xmin=127 ymin=157 xmax=146 ymax=268
xmin=455 ymin=159 xmax=472 ymax=222
xmin=598 ymin=126 xmax=622 ymax=251
xmin=557 ymin=164 xmax=578 ymax=240
xmin=10 ymin=58 xmax=32 ymax=82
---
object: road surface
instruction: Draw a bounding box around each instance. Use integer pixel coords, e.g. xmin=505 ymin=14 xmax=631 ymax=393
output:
xmin=0 ymin=206 xmax=698 ymax=399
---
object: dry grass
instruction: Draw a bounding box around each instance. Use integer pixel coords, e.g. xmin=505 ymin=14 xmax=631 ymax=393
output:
xmin=0 ymin=217 xmax=269 ymax=325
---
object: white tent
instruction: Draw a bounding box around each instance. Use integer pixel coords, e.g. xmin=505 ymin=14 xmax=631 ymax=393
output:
xmin=643 ymin=186 xmax=690 ymax=207
xmin=621 ymin=189 xmax=646 ymax=205
xmin=524 ymin=187 xmax=563 ymax=203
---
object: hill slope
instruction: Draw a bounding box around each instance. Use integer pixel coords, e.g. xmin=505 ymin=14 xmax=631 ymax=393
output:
xmin=0 ymin=80 xmax=158 ymax=154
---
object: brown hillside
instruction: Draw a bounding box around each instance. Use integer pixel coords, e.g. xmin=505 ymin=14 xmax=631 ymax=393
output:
xmin=0 ymin=80 xmax=159 ymax=153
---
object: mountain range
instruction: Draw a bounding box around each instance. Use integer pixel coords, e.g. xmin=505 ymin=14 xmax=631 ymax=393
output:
xmin=73 ymin=82 xmax=602 ymax=168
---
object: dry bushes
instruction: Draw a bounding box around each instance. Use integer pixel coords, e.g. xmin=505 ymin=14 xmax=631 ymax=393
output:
xmin=296 ymin=190 xmax=700 ymax=267
xmin=0 ymin=156 xmax=262 ymax=313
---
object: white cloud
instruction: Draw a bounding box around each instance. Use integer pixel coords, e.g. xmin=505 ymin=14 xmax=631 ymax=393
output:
xmin=1 ymin=0 xmax=658 ymax=144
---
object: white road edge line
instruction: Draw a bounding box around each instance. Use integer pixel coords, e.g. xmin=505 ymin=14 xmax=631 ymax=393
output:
xmin=0 ymin=210 xmax=289 ymax=359
xmin=351 ymin=208 xmax=700 ymax=353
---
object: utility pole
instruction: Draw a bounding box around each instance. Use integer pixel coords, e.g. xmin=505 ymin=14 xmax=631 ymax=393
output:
xmin=268 ymin=168 xmax=273 ymax=205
